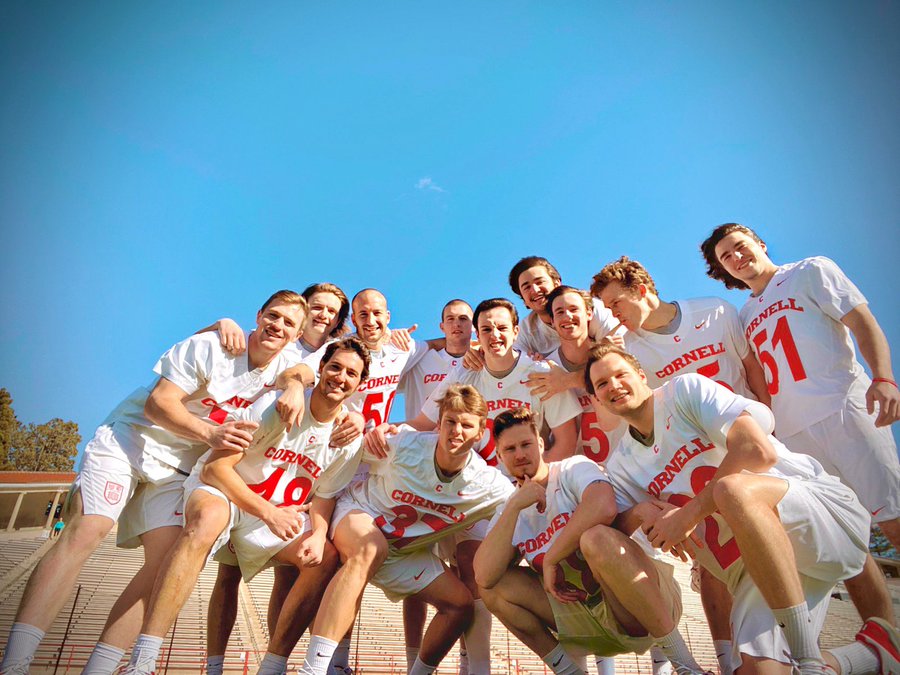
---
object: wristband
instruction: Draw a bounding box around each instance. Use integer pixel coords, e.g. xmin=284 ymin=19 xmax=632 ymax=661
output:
xmin=872 ymin=378 xmax=899 ymax=389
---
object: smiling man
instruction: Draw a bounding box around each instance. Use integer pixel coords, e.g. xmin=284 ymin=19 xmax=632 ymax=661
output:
xmin=474 ymin=408 xmax=703 ymax=675
xmin=585 ymin=342 xmax=896 ymax=675
xmin=297 ymin=384 xmax=514 ymax=675
xmin=1 ymin=291 xmax=307 ymax=675
xmin=117 ymin=337 xmax=371 ymax=675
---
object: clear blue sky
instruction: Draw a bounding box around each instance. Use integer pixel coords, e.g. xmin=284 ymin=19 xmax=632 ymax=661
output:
xmin=2 ymin=2 xmax=898 ymax=462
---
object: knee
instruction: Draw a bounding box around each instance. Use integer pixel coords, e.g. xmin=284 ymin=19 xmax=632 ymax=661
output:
xmin=712 ymin=474 xmax=753 ymax=514
xmin=580 ymin=524 xmax=623 ymax=566
xmin=57 ymin=515 xmax=112 ymax=553
xmin=320 ymin=539 xmax=340 ymax=572
xmin=181 ymin=511 xmax=227 ymax=551
xmin=341 ymin=535 xmax=388 ymax=570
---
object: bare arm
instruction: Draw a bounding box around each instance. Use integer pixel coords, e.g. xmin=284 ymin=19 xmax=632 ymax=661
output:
xmin=297 ymin=495 xmax=335 ymax=567
xmin=144 ymin=378 xmax=257 ymax=451
xmin=843 ymin=304 xmax=900 ymax=427
xmin=741 ymin=351 xmax=771 ymax=407
xmin=542 ymin=418 xmax=578 ymax=462
xmin=273 ymin=364 xmax=316 ymax=430
xmin=194 ymin=318 xmax=247 ymax=355
xmin=526 ymin=361 xmax=583 ymax=402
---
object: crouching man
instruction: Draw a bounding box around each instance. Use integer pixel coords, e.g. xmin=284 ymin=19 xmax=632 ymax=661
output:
xmin=474 ymin=408 xmax=705 ymax=675
xmin=118 ymin=337 xmax=371 ymax=675
xmin=297 ymin=384 xmax=515 ymax=675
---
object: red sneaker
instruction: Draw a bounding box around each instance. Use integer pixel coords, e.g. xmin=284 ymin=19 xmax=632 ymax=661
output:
xmin=857 ymin=618 xmax=900 ymax=675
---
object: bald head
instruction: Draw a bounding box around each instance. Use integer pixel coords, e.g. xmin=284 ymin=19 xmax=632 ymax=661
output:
xmin=351 ymin=288 xmax=391 ymax=348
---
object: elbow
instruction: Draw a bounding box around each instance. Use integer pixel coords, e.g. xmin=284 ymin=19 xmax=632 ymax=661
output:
xmin=143 ymin=395 xmax=163 ymax=426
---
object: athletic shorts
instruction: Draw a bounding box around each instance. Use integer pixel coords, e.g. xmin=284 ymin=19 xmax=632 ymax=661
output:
xmin=435 ymin=519 xmax=490 ymax=566
xmin=781 ymin=399 xmax=900 ymax=521
xmin=370 ymin=547 xmax=447 ymax=602
xmin=184 ymin=475 xmax=308 ymax=580
xmin=551 ymin=559 xmax=681 ymax=657
xmin=75 ymin=424 xmax=185 ymax=548
xmin=726 ymin=474 xmax=869 ymax=669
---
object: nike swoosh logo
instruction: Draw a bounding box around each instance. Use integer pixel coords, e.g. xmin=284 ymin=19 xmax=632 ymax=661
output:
xmin=872 ymin=506 xmax=887 ymax=517
xmin=414 ymin=569 xmax=426 ymax=581
xmin=776 ymin=279 xmax=787 ymax=286
xmin=263 ymin=382 xmax=277 ymax=388
xmin=458 ymin=491 xmax=477 ymax=497
xmin=694 ymin=322 xmax=706 ymax=330
xmin=552 ymin=656 xmax=564 ymax=667
xmin=174 ymin=511 xmax=183 ymax=516
xmin=519 ymin=379 xmax=530 ymax=384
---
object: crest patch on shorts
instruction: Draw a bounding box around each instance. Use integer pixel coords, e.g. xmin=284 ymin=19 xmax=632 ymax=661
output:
xmin=104 ymin=481 xmax=124 ymax=505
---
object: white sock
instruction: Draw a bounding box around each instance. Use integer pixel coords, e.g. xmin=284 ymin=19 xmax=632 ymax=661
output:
xmin=649 ymin=646 xmax=671 ymax=675
xmin=257 ymin=652 xmax=288 ymax=675
xmin=462 ymin=599 xmax=491 ymax=674
xmin=409 ymin=656 xmax=437 ymax=675
xmin=595 ymin=656 xmax=616 ymax=675
xmin=458 ymin=647 xmax=469 ymax=675
xmin=541 ymin=644 xmax=585 ymax=675
xmin=829 ymin=642 xmax=879 ymax=675
xmin=302 ymin=635 xmax=338 ymax=675
xmin=82 ymin=642 xmax=126 ymax=674
xmin=772 ymin=604 xmax=822 ymax=663
xmin=406 ymin=647 xmax=419 ymax=672
xmin=0 ymin=622 xmax=45 ymax=669
xmin=655 ymin=629 xmax=701 ymax=673
xmin=126 ymin=634 xmax=164 ymax=674
xmin=713 ymin=640 xmax=733 ymax=675
xmin=207 ymin=654 xmax=226 ymax=675
xmin=330 ymin=637 xmax=351 ymax=670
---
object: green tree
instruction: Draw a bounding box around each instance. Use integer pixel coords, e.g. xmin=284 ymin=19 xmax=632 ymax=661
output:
xmin=0 ymin=389 xmax=79 ymax=471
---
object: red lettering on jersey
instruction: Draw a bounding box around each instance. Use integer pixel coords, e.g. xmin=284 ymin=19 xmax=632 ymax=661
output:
xmin=744 ymin=298 xmax=805 ymax=340
xmin=262 ymin=446 xmax=322 ymax=478
xmin=356 ymin=375 xmax=401 ymax=393
xmin=389 ymin=489 xmax=464 ymax=522
xmin=202 ymin=396 xmax=253 ymax=425
xmin=485 ymin=398 xmax=532 ymax=413
xmin=423 ymin=373 xmax=448 ymax=384
xmin=654 ymin=343 xmax=726 ymax=379
xmin=647 ymin=437 xmax=716 ymax=497
xmin=516 ymin=512 xmax=572 ymax=554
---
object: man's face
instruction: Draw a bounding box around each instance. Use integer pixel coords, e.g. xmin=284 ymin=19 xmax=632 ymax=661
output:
xmin=255 ymin=301 xmax=305 ymax=352
xmin=352 ymin=291 xmax=390 ymax=347
xmin=304 ymin=291 xmax=343 ymax=343
xmin=517 ymin=266 xmax=559 ymax=313
xmin=316 ymin=348 xmax=366 ymax=403
xmin=550 ymin=291 xmax=591 ymax=341
xmin=497 ymin=423 xmax=543 ymax=481
xmin=588 ymin=354 xmax=651 ymax=416
xmin=714 ymin=231 xmax=770 ymax=284
xmin=476 ymin=307 xmax=518 ymax=359
xmin=437 ymin=409 xmax=485 ymax=458
xmin=440 ymin=303 xmax=473 ymax=344
xmin=599 ymin=281 xmax=648 ymax=332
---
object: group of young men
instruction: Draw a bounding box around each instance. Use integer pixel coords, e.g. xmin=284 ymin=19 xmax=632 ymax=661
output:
xmin=1 ymin=222 xmax=899 ymax=675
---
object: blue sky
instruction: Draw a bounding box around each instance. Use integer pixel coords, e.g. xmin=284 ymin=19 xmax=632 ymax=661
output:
xmin=1 ymin=2 xmax=898 ymax=461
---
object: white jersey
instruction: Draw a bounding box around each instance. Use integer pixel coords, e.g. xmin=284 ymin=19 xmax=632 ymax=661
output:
xmin=346 ymin=338 xmax=428 ymax=427
xmin=349 ymin=429 xmax=515 ymax=552
xmin=489 ymin=456 xmax=608 ymax=602
xmin=421 ymin=353 xmax=582 ymax=466
xmin=605 ymin=374 xmax=838 ymax=591
xmin=625 ymin=297 xmax=754 ymax=398
xmin=516 ymin=299 xmax=622 ymax=356
xmin=739 ymin=257 xmax=870 ymax=437
xmin=283 ymin=338 xmax=333 ymax=374
xmin=192 ymin=390 xmax=362 ymax=506
xmin=399 ymin=348 xmax=463 ymax=418
xmin=105 ymin=333 xmax=301 ymax=472
xmin=546 ymin=348 xmax=626 ymax=465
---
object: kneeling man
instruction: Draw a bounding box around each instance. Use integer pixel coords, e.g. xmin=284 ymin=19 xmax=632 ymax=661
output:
xmin=474 ymin=408 xmax=704 ymax=675
xmin=120 ymin=337 xmax=371 ymax=675
xmin=297 ymin=384 xmax=515 ymax=675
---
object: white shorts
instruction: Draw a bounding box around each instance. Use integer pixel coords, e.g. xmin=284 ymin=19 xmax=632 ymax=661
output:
xmin=370 ymin=547 xmax=447 ymax=602
xmin=76 ymin=424 xmax=186 ymax=548
xmin=781 ymin=399 xmax=900 ymax=521
xmin=726 ymin=474 xmax=869 ymax=668
xmin=551 ymin=559 xmax=681 ymax=658
xmin=183 ymin=474 xmax=308 ymax=580
xmin=435 ymin=519 xmax=490 ymax=566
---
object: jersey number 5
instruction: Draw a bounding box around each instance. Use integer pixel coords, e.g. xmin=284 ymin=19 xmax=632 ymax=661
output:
xmin=751 ymin=316 xmax=807 ymax=396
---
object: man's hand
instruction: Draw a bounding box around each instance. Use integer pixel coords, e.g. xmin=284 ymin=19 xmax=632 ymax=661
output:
xmin=541 ymin=560 xmax=584 ymax=604
xmin=207 ymin=420 xmax=259 ymax=452
xmin=298 ymin=530 xmax=327 ymax=567
xmin=642 ymin=502 xmax=703 ymax=559
xmin=364 ymin=423 xmax=399 ymax=458
xmin=276 ymin=382 xmax=306 ymax=431
xmin=462 ymin=345 xmax=486 ymax=371
xmin=216 ymin=318 xmax=247 ymax=355
xmin=867 ymin=380 xmax=900 ymax=427
xmin=331 ymin=412 xmax=365 ymax=447
xmin=509 ymin=475 xmax=547 ymax=513
xmin=599 ymin=323 xmax=626 ymax=349
xmin=389 ymin=325 xmax=418 ymax=352
xmin=526 ymin=361 xmax=578 ymax=401
xmin=263 ymin=504 xmax=305 ymax=541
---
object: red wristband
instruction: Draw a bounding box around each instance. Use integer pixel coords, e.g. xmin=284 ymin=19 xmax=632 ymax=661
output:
xmin=872 ymin=378 xmax=899 ymax=389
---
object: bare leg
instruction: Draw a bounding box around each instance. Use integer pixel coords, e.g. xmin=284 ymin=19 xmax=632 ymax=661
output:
xmin=876 ymin=518 xmax=900 ymax=554
xmin=95 ymin=526 xmax=182 ymax=648
xmin=699 ymin=569 xmax=732 ymax=641
xmin=479 ymin=566 xmax=557 ymax=658
xmin=403 ymin=597 xmax=428 ymax=659
xmin=207 ymin=563 xmax=241 ymax=657
xmin=843 ymin=554 xmax=895 ymax=624
xmin=269 ymin=566 xmax=299 ymax=633
xmin=414 ymin=571 xmax=474 ymax=667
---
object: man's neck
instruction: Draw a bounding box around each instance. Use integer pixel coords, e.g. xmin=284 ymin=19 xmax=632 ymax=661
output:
xmin=521 ymin=461 xmax=550 ymax=488
xmin=558 ymin=334 xmax=590 ymax=368
xmin=748 ymin=263 xmax=779 ymax=295
xmin=534 ymin=308 xmax=552 ymax=327
xmin=363 ymin=335 xmax=389 ymax=353
xmin=445 ymin=339 xmax=469 ymax=358
xmin=625 ymin=395 xmax=655 ymax=439
xmin=309 ymin=389 xmax=342 ymax=425
xmin=485 ymin=350 xmax=517 ymax=377
xmin=301 ymin=333 xmax=326 ymax=352
xmin=435 ymin=446 xmax=467 ymax=477
xmin=247 ymin=336 xmax=278 ymax=370
xmin=642 ymin=299 xmax=678 ymax=332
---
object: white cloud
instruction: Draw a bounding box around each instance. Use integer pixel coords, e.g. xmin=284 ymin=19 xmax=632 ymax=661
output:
xmin=415 ymin=176 xmax=446 ymax=193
